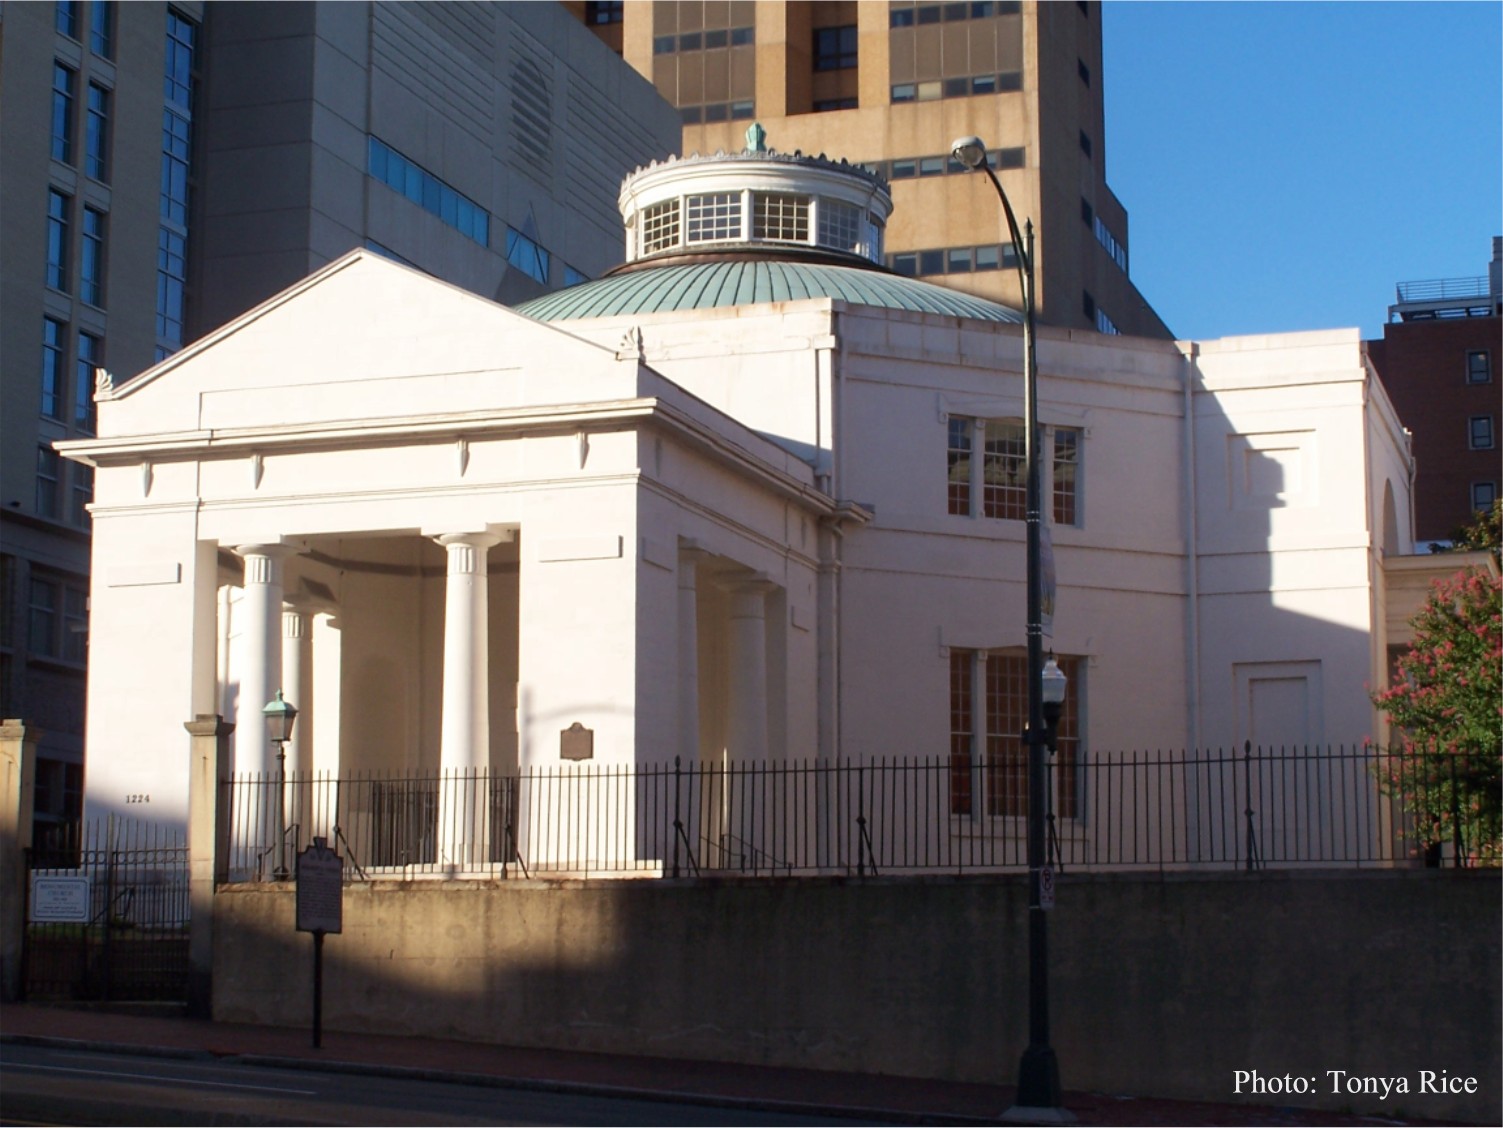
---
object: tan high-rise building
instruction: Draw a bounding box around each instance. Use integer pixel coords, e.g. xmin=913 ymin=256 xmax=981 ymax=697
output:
xmin=564 ymin=0 xmax=1171 ymax=338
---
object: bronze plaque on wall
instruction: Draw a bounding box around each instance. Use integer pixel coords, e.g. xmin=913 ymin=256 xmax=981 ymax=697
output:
xmin=561 ymin=722 xmax=594 ymax=761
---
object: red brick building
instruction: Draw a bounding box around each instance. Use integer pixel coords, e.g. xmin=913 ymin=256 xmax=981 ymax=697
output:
xmin=1367 ymin=238 xmax=1501 ymax=543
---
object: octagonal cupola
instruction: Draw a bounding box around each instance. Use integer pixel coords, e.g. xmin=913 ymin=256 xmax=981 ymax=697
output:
xmin=618 ymin=123 xmax=894 ymax=268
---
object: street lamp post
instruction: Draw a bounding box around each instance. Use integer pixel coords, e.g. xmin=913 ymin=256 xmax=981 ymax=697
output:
xmin=950 ymin=136 xmax=1071 ymax=1121
xmin=263 ymin=690 xmax=298 ymax=882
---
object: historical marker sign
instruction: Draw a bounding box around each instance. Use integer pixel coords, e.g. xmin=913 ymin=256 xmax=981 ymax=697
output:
xmin=296 ymin=838 xmax=343 ymax=934
xmin=31 ymin=875 xmax=90 ymax=923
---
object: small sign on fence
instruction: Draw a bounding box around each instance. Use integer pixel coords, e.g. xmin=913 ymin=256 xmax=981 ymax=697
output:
xmin=1039 ymin=865 xmax=1056 ymax=911
xmin=30 ymin=875 xmax=91 ymax=923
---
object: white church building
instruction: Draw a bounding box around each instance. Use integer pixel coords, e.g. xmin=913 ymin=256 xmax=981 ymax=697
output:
xmin=59 ymin=137 xmax=1420 ymax=873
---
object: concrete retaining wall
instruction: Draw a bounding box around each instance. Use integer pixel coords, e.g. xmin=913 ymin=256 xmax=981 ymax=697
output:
xmin=213 ymin=870 xmax=1500 ymax=1123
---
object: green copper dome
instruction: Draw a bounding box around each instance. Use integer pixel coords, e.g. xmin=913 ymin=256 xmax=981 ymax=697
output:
xmin=515 ymin=259 xmax=1023 ymax=324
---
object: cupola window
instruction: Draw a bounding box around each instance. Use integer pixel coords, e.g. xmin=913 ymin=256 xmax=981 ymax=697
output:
xmin=752 ymin=192 xmax=810 ymax=242
xmin=686 ymin=192 xmax=743 ymax=243
xmin=816 ymin=198 xmax=863 ymax=254
xmin=641 ymin=198 xmax=682 ymax=255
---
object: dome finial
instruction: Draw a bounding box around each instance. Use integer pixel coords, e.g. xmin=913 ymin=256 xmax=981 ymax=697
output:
xmin=744 ymin=121 xmax=767 ymax=154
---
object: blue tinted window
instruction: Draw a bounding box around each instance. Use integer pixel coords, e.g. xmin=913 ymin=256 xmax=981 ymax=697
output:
xmin=367 ymin=136 xmax=490 ymax=248
xmin=506 ymin=227 xmax=549 ymax=285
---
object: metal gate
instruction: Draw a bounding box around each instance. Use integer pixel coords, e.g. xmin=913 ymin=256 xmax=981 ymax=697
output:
xmin=22 ymin=819 xmax=190 ymax=1003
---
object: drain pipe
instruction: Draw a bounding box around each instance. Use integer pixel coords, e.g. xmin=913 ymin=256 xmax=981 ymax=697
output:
xmin=1181 ymin=342 xmax=1203 ymax=756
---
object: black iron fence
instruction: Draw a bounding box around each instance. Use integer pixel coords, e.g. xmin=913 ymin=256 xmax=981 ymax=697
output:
xmin=221 ymin=744 xmax=1493 ymax=880
xmin=22 ymin=819 xmax=190 ymax=1002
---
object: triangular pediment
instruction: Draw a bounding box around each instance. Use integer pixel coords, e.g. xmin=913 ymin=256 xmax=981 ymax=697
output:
xmin=99 ymin=250 xmax=636 ymax=436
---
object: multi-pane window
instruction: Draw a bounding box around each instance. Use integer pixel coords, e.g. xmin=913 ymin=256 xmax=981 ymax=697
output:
xmin=75 ymin=332 xmax=100 ymax=432
xmin=947 ymin=418 xmax=973 ymax=516
xmin=1473 ymin=482 xmax=1498 ymax=512
xmin=29 ymin=579 xmax=59 ymax=658
xmin=81 ymin=207 xmax=106 ymax=307
xmin=1469 ymin=416 xmax=1495 ymax=451
xmin=42 ymin=318 xmax=66 ymax=420
xmin=889 ymin=0 xmax=1022 ymax=102
xmin=1093 ymin=215 xmax=1127 ymax=273
xmin=816 ymin=198 xmax=862 ymax=255
xmin=70 ymin=463 xmax=94 ymax=528
xmin=56 ymin=2 xmax=80 ymax=38
xmin=891 ymin=2 xmax=1022 ymax=27
xmin=28 ymin=576 xmax=87 ymax=662
xmin=640 ymin=199 xmax=682 ymax=255
xmin=47 ymin=191 xmax=71 ymax=292
xmin=157 ymin=228 xmax=187 ymax=345
xmin=889 ymin=242 xmax=1016 ymax=277
xmin=982 ymin=421 xmax=1026 ymax=520
xmin=52 ymin=63 xmax=76 ymax=164
xmin=814 ymin=25 xmax=858 ymax=71
xmin=165 ymin=10 xmax=195 ymax=108
xmin=86 ymin=83 xmax=110 ymax=181
xmin=162 ymin=109 xmax=192 ymax=225
xmin=651 ymin=2 xmax=755 ymax=123
xmin=679 ymin=100 xmax=755 ymax=125
xmin=948 ymin=650 xmax=975 ymax=814
xmin=158 ymin=10 xmax=198 ymax=357
xmin=751 ymin=193 xmax=809 ymax=242
xmin=63 ymin=583 xmax=87 ymax=662
xmin=882 ymin=147 xmax=1023 ymax=179
xmin=949 ymin=650 xmax=1080 ymax=820
xmin=950 ymin=417 xmax=1079 ymax=525
xmin=36 ymin=448 xmax=62 ymax=521
xmin=505 ymin=227 xmax=550 ymax=284
xmin=367 ymin=137 xmax=490 ymax=247
xmin=584 ymin=1 xmax=622 ymax=24
xmin=1053 ymin=428 xmax=1080 ymax=525
xmin=686 ymin=193 xmax=742 ymax=244
xmin=91 ymin=1 xmax=115 ymax=57
xmin=1467 ymin=350 xmax=1492 ymax=384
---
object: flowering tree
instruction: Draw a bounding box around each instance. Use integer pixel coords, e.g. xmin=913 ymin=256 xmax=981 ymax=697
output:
xmin=1373 ymin=566 xmax=1502 ymax=864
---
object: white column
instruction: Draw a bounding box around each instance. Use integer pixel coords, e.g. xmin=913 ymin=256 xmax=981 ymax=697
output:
xmin=677 ymin=549 xmax=706 ymax=766
xmin=435 ymin=531 xmax=502 ymax=868
xmin=726 ymin=576 xmax=773 ymax=765
xmin=234 ymin=545 xmax=295 ymax=776
xmin=281 ymin=607 xmax=314 ymax=778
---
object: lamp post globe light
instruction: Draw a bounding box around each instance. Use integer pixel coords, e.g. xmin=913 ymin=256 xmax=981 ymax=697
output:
xmin=262 ymin=690 xmax=298 ymax=881
xmin=951 ymin=136 xmax=1072 ymax=1122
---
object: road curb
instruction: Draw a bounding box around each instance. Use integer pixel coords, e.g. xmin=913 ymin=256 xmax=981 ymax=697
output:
xmin=1 ymin=1032 xmax=1002 ymax=1126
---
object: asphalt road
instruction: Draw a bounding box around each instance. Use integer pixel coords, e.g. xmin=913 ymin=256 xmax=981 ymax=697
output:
xmin=0 ymin=1043 xmax=869 ymax=1127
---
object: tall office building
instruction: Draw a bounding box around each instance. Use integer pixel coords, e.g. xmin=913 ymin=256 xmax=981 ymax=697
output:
xmin=1367 ymin=237 xmax=1502 ymax=543
xmin=564 ymin=0 xmax=1170 ymax=338
xmin=0 ymin=0 xmax=679 ymax=840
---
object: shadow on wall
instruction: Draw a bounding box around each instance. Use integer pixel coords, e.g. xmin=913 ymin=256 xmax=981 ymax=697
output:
xmin=209 ymin=872 xmax=1501 ymax=1123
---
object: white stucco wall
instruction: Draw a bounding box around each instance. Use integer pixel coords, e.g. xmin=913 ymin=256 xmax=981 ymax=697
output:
xmin=61 ymin=252 xmax=1411 ymax=840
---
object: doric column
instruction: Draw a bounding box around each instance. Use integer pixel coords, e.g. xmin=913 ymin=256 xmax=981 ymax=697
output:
xmin=725 ymin=576 xmax=774 ymax=764
xmin=677 ymin=547 xmax=708 ymax=765
xmin=435 ymin=532 xmax=503 ymax=774
xmin=434 ymin=531 xmax=503 ymax=868
xmin=234 ymin=545 xmax=297 ymax=776
xmin=281 ymin=606 xmax=314 ymax=778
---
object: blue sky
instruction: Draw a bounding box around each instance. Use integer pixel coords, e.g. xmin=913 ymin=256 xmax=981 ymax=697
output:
xmin=1101 ymin=1 xmax=1502 ymax=341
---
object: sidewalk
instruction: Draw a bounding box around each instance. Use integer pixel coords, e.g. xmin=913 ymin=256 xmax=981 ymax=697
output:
xmin=0 ymin=1002 xmax=1449 ymax=1126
